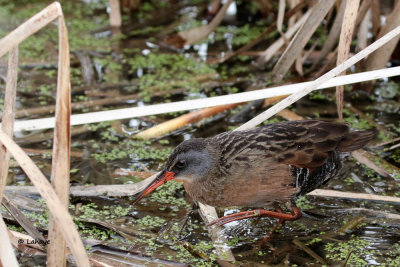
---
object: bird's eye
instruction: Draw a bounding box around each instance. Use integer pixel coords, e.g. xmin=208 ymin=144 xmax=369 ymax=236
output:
xmin=175 ymin=160 xmax=186 ymax=170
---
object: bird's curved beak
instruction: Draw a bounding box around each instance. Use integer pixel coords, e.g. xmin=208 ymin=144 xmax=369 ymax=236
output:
xmin=132 ymin=170 xmax=175 ymax=204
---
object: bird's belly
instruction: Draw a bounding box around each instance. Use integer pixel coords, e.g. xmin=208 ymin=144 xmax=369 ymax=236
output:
xmin=184 ymin=171 xmax=299 ymax=208
xmin=210 ymin=180 xmax=298 ymax=207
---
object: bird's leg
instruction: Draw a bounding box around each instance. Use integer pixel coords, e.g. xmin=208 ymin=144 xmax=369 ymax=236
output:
xmin=254 ymin=204 xmax=281 ymax=225
xmin=208 ymin=205 xmax=302 ymax=227
xmin=257 ymin=207 xmax=285 ymax=247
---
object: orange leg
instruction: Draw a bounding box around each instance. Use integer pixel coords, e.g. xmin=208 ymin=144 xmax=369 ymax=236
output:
xmin=257 ymin=207 xmax=286 ymax=247
xmin=208 ymin=206 xmax=302 ymax=227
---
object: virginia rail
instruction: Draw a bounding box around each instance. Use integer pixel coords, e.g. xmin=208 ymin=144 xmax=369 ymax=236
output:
xmin=134 ymin=120 xmax=373 ymax=229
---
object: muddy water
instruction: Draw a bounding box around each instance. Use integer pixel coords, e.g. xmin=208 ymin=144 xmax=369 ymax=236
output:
xmin=1 ymin=0 xmax=400 ymax=266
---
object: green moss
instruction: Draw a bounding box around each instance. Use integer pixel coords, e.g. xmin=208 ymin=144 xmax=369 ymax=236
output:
xmin=344 ymin=176 xmax=355 ymax=185
xmin=158 ymin=139 xmax=170 ymax=145
xmin=375 ymin=81 xmax=399 ymax=99
xmin=169 ymin=242 xmax=216 ymax=267
xmin=229 ymin=65 xmax=249 ymax=75
xmin=126 ymin=52 xmax=216 ymax=99
xmin=343 ymin=109 xmax=374 ymax=130
xmin=391 ymin=149 xmax=400 ymax=164
xmin=148 ymin=181 xmax=190 ymax=209
xmin=136 ymin=215 xmax=166 ymax=230
xmin=129 ymin=26 xmax=163 ymax=36
xmin=76 ymin=202 xmax=131 ymax=221
xmin=262 ymin=117 xmax=283 ymax=125
xmin=7 ymin=224 xmax=26 ymax=233
xmin=0 ymin=98 xmax=4 ymax=112
xmin=95 ymin=55 xmax=123 ymax=83
xmin=22 ymin=210 xmax=49 ymax=228
xmin=89 ymin=124 xmax=173 ymax=163
xmin=309 ymin=90 xmax=329 ymax=100
xmin=324 ymin=237 xmax=373 ymax=266
xmin=295 ymin=196 xmax=315 ymax=210
xmin=0 ymin=1 xmax=114 ymax=61
xmin=227 ymin=236 xmax=239 ymax=247
xmin=75 ymin=220 xmax=116 ymax=241
xmin=92 ymin=139 xmax=172 ymax=163
xmin=214 ymin=24 xmax=268 ymax=46
xmin=131 ymin=0 xmax=171 ymax=20
xmin=325 ymin=238 xmax=400 ymax=266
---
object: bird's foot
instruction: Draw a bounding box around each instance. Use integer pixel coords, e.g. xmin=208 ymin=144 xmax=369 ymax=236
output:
xmin=257 ymin=217 xmax=285 ymax=247
xmin=208 ymin=206 xmax=302 ymax=227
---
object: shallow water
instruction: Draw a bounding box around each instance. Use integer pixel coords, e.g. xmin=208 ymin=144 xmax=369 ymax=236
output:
xmin=1 ymin=0 xmax=400 ymax=266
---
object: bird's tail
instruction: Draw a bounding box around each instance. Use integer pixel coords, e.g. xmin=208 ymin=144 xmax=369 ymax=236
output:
xmin=337 ymin=130 xmax=375 ymax=152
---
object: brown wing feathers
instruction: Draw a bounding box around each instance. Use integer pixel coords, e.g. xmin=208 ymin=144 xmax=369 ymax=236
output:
xmin=273 ymin=121 xmax=373 ymax=169
xmin=337 ymin=131 xmax=375 ymax=152
xmin=215 ymin=120 xmax=373 ymax=171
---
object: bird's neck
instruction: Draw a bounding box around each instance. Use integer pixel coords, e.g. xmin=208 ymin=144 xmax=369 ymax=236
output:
xmin=182 ymin=166 xmax=226 ymax=207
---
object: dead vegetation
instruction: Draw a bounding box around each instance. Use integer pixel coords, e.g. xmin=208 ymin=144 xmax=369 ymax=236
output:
xmin=0 ymin=0 xmax=400 ymax=266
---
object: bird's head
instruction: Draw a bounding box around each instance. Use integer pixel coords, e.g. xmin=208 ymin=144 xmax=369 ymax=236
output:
xmin=133 ymin=138 xmax=216 ymax=203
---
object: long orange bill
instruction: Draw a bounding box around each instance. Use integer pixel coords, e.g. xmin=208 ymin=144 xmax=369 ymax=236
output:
xmin=132 ymin=170 xmax=175 ymax=204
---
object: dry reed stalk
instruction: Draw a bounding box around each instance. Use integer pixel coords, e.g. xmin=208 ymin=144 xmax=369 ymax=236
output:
xmin=208 ymin=0 xmax=222 ymax=16
xmin=206 ymin=0 xmax=310 ymax=65
xmin=343 ymin=208 xmax=400 ymax=220
xmin=312 ymin=48 xmax=337 ymax=78
xmin=277 ymin=109 xmax=304 ymax=121
xmin=0 ymin=47 xmax=18 ymax=201
xmin=386 ymin=143 xmax=400 ymax=151
xmin=47 ymin=14 xmax=72 ymax=266
xmin=309 ymin=0 xmax=372 ymax=72
xmin=256 ymin=9 xmax=310 ymax=65
xmin=352 ymin=150 xmax=400 ymax=178
xmin=8 ymin=230 xmax=46 ymax=251
xmin=2 ymin=194 xmax=45 ymax=243
xmin=370 ymin=0 xmax=381 ymax=36
xmin=292 ymin=239 xmax=327 ymax=265
xmin=237 ymin=25 xmax=400 ymax=131
xmin=263 ymin=95 xmax=288 ymax=106
xmin=22 ymin=148 xmax=83 ymax=158
xmin=288 ymin=0 xmax=301 ymax=27
xmin=198 ymin=203 xmax=236 ymax=262
xmin=4 ymin=176 xmax=158 ymax=197
xmin=208 ymin=22 xmax=276 ymax=64
xmin=0 ymin=2 xmax=89 ymax=266
xmin=357 ymin=9 xmax=371 ymax=51
xmin=12 ymin=66 xmax=400 ymax=132
xmin=14 ymin=90 xmax=141 ymax=118
xmin=354 ymin=0 xmax=372 ymax=31
xmin=270 ymin=0 xmax=336 ymax=82
xmin=12 ymin=81 xmax=200 ymax=118
xmin=344 ymin=102 xmax=390 ymax=135
xmin=277 ymin=0 xmax=286 ymax=35
xmin=109 ymin=0 xmax=122 ymax=28
xmin=336 ymin=0 xmax=360 ymax=121
xmin=0 ymin=47 xmax=19 ymax=267
xmin=0 ymin=130 xmax=89 ymax=266
xmin=308 ymin=189 xmax=400 ymax=203
xmin=295 ymin=53 xmax=303 ymax=76
xmin=373 ymin=137 xmax=400 ymax=148
xmin=112 ymin=169 xmax=155 ymax=179
xmin=165 ymin=0 xmax=233 ymax=48
xmin=364 ymin=0 xmax=400 ymax=73
xmin=0 ymin=217 xmax=18 ymax=266
xmin=136 ymin=103 xmax=242 ymax=140
xmin=0 ymin=4 xmax=60 ymax=57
